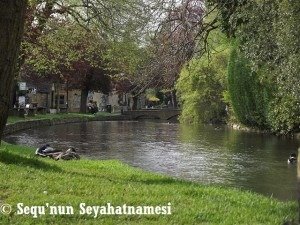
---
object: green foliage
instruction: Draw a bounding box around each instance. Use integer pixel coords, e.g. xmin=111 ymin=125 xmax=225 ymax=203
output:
xmin=236 ymin=0 xmax=300 ymax=133
xmin=176 ymin=32 xmax=229 ymax=124
xmin=145 ymin=88 xmax=157 ymax=100
xmin=266 ymin=0 xmax=300 ymax=134
xmin=227 ymin=44 xmax=269 ymax=128
xmin=208 ymin=0 xmax=300 ymax=133
xmin=104 ymin=38 xmax=147 ymax=76
xmin=267 ymin=95 xmax=300 ymax=134
xmin=206 ymin=0 xmax=248 ymax=37
xmin=24 ymin=23 xmax=105 ymax=75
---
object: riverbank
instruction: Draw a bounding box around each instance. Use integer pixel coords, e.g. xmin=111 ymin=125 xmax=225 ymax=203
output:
xmin=4 ymin=112 xmax=127 ymax=135
xmin=0 ymin=142 xmax=297 ymax=224
xmin=228 ymin=122 xmax=300 ymax=138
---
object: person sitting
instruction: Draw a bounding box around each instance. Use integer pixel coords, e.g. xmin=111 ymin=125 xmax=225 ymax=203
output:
xmin=35 ymin=144 xmax=60 ymax=157
xmin=288 ymin=153 xmax=297 ymax=164
xmin=87 ymin=100 xmax=98 ymax=114
xmin=52 ymin=147 xmax=80 ymax=161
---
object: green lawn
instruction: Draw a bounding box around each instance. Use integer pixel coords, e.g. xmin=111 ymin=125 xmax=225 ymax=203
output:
xmin=0 ymin=142 xmax=297 ymax=225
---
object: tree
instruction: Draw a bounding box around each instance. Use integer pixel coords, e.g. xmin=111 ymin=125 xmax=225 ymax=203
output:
xmin=227 ymin=0 xmax=300 ymax=133
xmin=0 ymin=0 xmax=27 ymax=143
xmin=135 ymin=0 xmax=206 ymax=107
xmin=227 ymin=43 xmax=269 ymax=128
xmin=23 ymin=22 xmax=111 ymax=113
xmin=21 ymin=0 xmax=156 ymax=112
xmin=265 ymin=1 xmax=300 ymax=133
xmin=176 ymin=30 xmax=229 ymax=124
xmin=202 ymin=0 xmax=300 ymax=133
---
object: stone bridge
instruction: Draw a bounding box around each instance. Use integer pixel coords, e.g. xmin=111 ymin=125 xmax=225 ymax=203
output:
xmin=122 ymin=109 xmax=181 ymax=120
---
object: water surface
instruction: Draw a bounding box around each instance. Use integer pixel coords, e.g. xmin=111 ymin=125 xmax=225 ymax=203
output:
xmin=4 ymin=121 xmax=298 ymax=201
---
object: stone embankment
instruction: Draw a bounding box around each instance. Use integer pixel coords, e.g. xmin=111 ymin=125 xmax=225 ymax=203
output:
xmin=3 ymin=115 xmax=128 ymax=136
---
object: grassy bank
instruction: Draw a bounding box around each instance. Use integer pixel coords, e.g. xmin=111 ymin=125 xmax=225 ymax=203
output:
xmin=6 ymin=112 xmax=119 ymax=125
xmin=0 ymin=143 xmax=297 ymax=224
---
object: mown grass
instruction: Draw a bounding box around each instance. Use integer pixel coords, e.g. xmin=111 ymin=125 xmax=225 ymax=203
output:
xmin=6 ymin=112 xmax=118 ymax=124
xmin=0 ymin=142 xmax=297 ymax=225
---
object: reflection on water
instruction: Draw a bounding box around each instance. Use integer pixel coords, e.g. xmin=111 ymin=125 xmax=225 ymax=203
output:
xmin=4 ymin=121 xmax=299 ymax=201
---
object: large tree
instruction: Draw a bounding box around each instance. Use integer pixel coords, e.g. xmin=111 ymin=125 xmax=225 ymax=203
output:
xmin=213 ymin=0 xmax=300 ymax=133
xmin=0 ymin=0 xmax=27 ymax=143
xmin=23 ymin=22 xmax=111 ymax=113
xmin=176 ymin=30 xmax=229 ymax=124
xmin=21 ymin=0 xmax=156 ymax=112
xmin=127 ymin=0 xmax=206 ymax=107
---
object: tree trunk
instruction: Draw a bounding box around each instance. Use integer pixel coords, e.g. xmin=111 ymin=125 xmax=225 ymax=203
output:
xmin=171 ymin=90 xmax=178 ymax=108
xmin=55 ymin=83 xmax=60 ymax=112
xmin=132 ymin=95 xmax=138 ymax=110
xmin=0 ymin=0 xmax=27 ymax=143
xmin=298 ymin=148 xmax=300 ymax=223
xmin=10 ymin=81 xmax=18 ymax=108
xmin=80 ymin=88 xmax=89 ymax=113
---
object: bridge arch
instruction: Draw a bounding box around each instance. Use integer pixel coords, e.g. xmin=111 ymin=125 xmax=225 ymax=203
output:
xmin=134 ymin=115 xmax=160 ymax=120
xmin=122 ymin=109 xmax=181 ymax=120
xmin=166 ymin=114 xmax=180 ymax=120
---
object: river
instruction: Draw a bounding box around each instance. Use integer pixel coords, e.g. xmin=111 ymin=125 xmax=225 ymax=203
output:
xmin=4 ymin=120 xmax=298 ymax=201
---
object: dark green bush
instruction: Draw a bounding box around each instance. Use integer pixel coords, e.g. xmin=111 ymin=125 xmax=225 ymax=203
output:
xmin=227 ymin=44 xmax=269 ymax=128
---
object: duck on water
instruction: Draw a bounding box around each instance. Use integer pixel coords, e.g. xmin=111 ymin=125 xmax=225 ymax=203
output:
xmin=287 ymin=153 xmax=297 ymax=164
